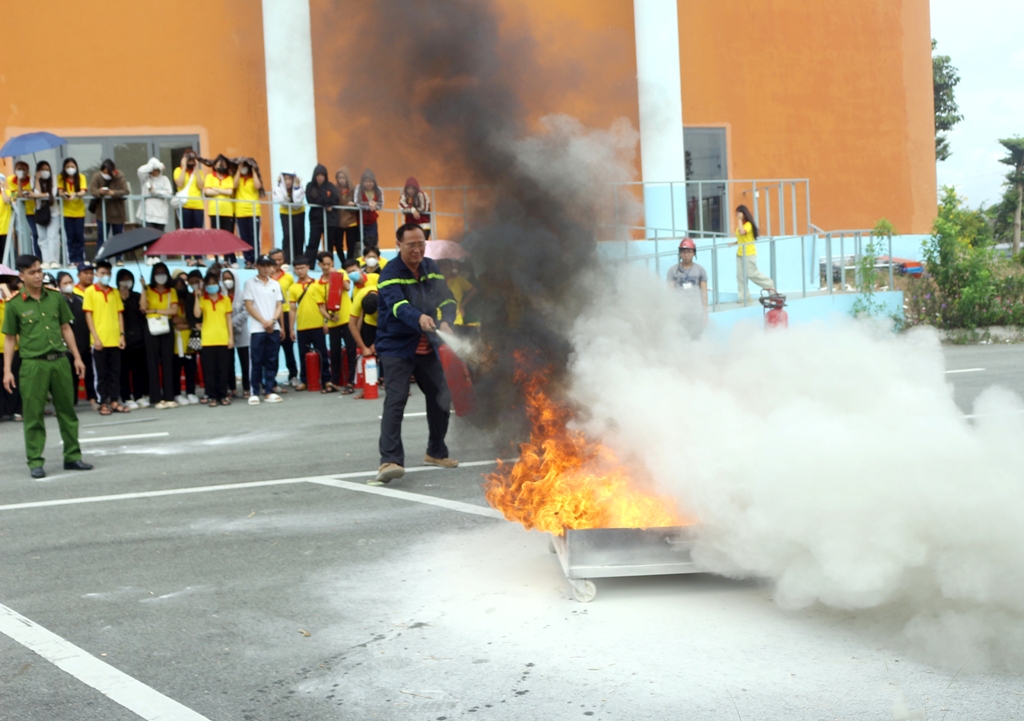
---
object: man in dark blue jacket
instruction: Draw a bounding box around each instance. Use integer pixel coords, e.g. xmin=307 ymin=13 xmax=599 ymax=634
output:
xmin=373 ymin=223 xmax=459 ymax=484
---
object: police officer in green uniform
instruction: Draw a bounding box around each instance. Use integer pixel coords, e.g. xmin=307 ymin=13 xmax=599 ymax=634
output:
xmin=2 ymin=255 xmax=94 ymax=479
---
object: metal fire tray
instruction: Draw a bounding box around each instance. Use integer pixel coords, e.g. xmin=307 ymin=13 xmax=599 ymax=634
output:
xmin=549 ymin=526 xmax=699 ymax=602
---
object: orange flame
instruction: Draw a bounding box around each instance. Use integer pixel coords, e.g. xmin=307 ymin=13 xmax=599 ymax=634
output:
xmin=484 ymin=361 xmax=687 ymax=535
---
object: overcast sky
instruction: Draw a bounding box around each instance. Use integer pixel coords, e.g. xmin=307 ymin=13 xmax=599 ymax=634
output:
xmin=931 ymin=0 xmax=1024 ymax=208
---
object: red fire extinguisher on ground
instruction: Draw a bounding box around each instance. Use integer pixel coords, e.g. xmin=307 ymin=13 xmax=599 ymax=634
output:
xmin=759 ymin=290 xmax=788 ymax=329
xmin=361 ymin=355 xmax=379 ymax=400
xmin=305 ymin=351 xmax=321 ymax=391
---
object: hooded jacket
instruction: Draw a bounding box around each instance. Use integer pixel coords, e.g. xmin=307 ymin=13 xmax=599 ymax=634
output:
xmin=354 ymin=169 xmax=384 ymax=225
xmin=305 ymin=163 xmax=339 ymax=227
xmin=335 ymin=168 xmax=359 ymax=228
xmin=88 ymin=169 xmax=130 ymax=224
xmin=137 ymin=158 xmax=173 ymax=225
xmin=398 ymin=176 xmax=431 ymax=228
xmin=273 ymin=173 xmax=306 ymax=214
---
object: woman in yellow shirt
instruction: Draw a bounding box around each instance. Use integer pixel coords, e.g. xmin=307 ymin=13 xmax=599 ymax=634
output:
xmin=139 ymin=262 xmax=180 ymax=409
xmin=233 ymin=159 xmax=263 ymax=269
xmin=204 ymin=155 xmax=236 ymax=267
xmin=58 ymin=158 xmax=89 ymax=265
xmin=732 ymin=204 xmax=775 ymax=303
xmin=0 ymin=174 xmax=11 ymax=262
xmin=192 ymin=270 xmax=234 ymax=406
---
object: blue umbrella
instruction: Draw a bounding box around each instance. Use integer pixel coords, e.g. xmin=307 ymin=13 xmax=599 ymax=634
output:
xmin=0 ymin=131 xmax=67 ymax=158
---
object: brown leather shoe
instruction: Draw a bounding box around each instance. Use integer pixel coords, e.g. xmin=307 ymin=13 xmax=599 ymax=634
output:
xmin=424 ymin=455 xmax=459 ymax=468
xmin=369 ymin=463 xmax=405 ymax=485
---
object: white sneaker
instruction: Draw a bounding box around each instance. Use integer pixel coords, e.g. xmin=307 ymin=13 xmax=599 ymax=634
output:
xmin=175 ymin=394 xmax=190 ymax=405
xmin=187 ymin=394 xmax=200 ymax=405
xmin=124 ymin=400 xmax=140 ymax=410
xmin=264 ymin=393 xmax=283 ymax=403
xmin=49 ymin=261 xmax=60 ymax=269
xmin=248 ymin=395 xmax=261 ymax=406
xmin=137 ymin=397 xmax=151 ymax=408
xmin=289 ymin=377 xmax=301 ymax=388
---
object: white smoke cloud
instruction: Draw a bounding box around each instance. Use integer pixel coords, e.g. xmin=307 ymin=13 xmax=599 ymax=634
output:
xmin=566 ymin=271 xmax=1024 ymax=669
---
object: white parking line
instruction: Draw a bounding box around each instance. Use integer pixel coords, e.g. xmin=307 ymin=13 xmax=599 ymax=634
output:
xmin=79 ymin=432 xmax=171 ymax=443
xmin=0 ymin=602 xmax=211 ymax=720
xmin=377 ymin=411 xmax=427 ymax=419
xmin=945 ymin=368 xmax=985 ymax=374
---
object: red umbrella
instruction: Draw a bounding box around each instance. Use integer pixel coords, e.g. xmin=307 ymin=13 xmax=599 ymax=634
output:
xmin=424 ymin=239 xmax=469 ymax=261
xmin=145 ymin=229 xmax=249 ymax=257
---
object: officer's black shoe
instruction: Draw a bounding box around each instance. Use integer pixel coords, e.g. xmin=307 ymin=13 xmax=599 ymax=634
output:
xmin=64 ymin=460 xmax=94 ymax=471
xmin=30 ymin=467 xmax=46 ymax=479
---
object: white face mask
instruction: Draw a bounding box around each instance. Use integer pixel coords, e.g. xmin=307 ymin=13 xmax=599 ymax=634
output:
xmin=60 ymin=284 xmax=73 ymax=294
xmin=119 ymin=281 xmax=133 ymax=291
xmin=154 ymin=274 xmax=168 ymax=285
xmin=240 ymin=167 xmax=250 ymax=175
xmin=15 ymin=170 xmax=26 ymax=179
xmin=39 ymin=171 xmax=51 ymax=180
xmin=65 ymin=167 xmax=77 ymax=176
xmin=101 ymin=172 xmax=112 ymax=181
xmin=223 ymin=279 xmax=234 ymax=290
xmin=365 ymin=256 xmax=379 ymax=268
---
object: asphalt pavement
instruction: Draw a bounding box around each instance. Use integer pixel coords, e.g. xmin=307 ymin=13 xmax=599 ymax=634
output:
xmin=1 ymin=344 xmax=1022 ymax=720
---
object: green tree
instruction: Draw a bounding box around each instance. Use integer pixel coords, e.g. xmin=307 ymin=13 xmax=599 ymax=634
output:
xmin=998 ymin=136 xmax=1024 ymax=254
xmin=932 ymin=39 xmax=964 ymax=162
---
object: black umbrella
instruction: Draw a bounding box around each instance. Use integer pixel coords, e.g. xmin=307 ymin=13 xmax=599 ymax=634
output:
xmin=93 ymin=226 xmax=164 ymax=262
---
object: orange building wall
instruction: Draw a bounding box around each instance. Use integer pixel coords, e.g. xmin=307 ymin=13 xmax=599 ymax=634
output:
xmin=1 ymin=1 xmax=936 ymax=238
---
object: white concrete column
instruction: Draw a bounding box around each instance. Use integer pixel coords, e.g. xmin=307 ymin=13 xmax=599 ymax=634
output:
xmin=262 ymin=0 xmax=318 ymax=247
xmin=634 ymin=0 xmax=686 ymax=236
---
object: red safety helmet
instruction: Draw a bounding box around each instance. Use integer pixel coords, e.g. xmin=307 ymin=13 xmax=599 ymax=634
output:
xmin=679 ymin=238 xmax=696 ymax=254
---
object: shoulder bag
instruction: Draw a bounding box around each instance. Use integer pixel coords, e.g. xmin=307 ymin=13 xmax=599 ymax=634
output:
xmin=147 ymin=315 xmax=171 ymax=336
xmin=172 ymin=170 xmax=196 ymax=210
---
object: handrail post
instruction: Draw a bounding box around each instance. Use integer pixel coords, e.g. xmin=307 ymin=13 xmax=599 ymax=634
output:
xmin=711 ymin=237 xmax=718 ymax=311
xmin=801 ymin=234 xmax=806 ymax=298
xmin=888 ymin=232 xmax=894 ymax=291
xmin=826 ymin=232 xmax=833 ymax=295
xmin=697 ymin=181 xmax=704 ymax=238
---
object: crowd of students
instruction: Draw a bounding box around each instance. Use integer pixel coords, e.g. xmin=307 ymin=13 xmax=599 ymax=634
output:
xmin=0 ymin=242 xmax=479 ymax=419
xmin=0 ymin=154 xmax=434 ymax=271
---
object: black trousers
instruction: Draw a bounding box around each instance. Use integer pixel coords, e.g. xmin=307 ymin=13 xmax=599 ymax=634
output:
xmin=280 ymin=213 xmax=304 ymax=263
xmin=297 ymin=328 xmax=330 ymax=386
xmin=235 ymin=216 xmax=259 ymax=265
xmin=120 ymin=344 xmax=148 ymax=402
xmin=379 ymin=352 xmax=451 ymax=466
xmin=174 ymin=353 xmax=197 ymax=395
xmin=329 ymin=324 xmax=356 ymax=386
xmin=306 ymin=219 xmax=325 ymax=259
xmin=93 ymin=347 xmax=122 ymax=405
xmin=83 ymin=347 xmax=96 ymax=401
xmin=228 ymin=346 xmax=250 ymax=394
xmin=200 ymin=346 xmax=232 ymax=402
xmin=339 ymin=226 xmax=359 ymax=261
xmin=1 ymin=351 xmax=22 ymax=416
xmin=145 ymin=331 xmax=175 ymax=403
xmin=281 ymin=312 xmax=298 ymax=381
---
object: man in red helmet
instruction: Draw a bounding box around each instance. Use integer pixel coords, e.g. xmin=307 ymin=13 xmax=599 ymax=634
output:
xmin=667 ymin=238 xmax=708 ymax=338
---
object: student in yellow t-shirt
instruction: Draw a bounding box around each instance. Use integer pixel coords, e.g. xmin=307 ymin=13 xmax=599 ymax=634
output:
xmin=0 ymin=173 xmax=13 ymax=261
xmin=204 ymin=155 xmax=237 ymax=266
xmin=732 ymin=204 xmax=775 ymax=303
xmin=139 ymin=262 xmax=180 ymax=409
xmin=82 ymin=260 xmax=126 ymax=415
xmin=234 ymin=159 xmax=263 ymax=268
xmin=192 ymin=270 xmax=234 ymax=406
xmin=269 ymin=247 xmax=299 ymax=386
xmin=437 ymin=259 xmax=478 ymax=329
xmin=357 ymin=246 xmax=387 ymax=280
xmin=58 ymin=158 xmax=89 ymax=265
xmin=348 ymin=261 xmax=379 ymax=361
xmin=288 ymin=256 xmax=329 ymax=391
xmin=316 ymin=251 xmax=354 ymax=393
xmin=173 ymin=150 xmax=206 ymax=266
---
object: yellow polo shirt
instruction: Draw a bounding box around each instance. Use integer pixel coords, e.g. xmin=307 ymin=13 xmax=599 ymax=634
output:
xmin=144 ymin=287 xmax=178 ymax=320
xmin=234 ymin=176 xmax=261 ymax=217
xmin=352 ymin=284 xmax=378 ymax=327
xmin=357 ymin=256 xmax=388 ymax=272
xmin=318 ymin=275 xmax=351 ymax=327
xmin=0 ymin=190 xmax=10 ymax=235
xmin=7 ymin=176 xmax=35 ymax=215
xmin=172 ymin=168 xmax=204 ymax=210
xmin=73 ymin=282 xmax=90 ymax=298
xmin=288 ymin=279 xmax=326 ymax=331
xmin=736 ymin=221 xmax=757 ymax=257
xmin=59 ymin=174 xmax=88 ymax=218
xmin=198 ymin=293 xmax=232 ymax=346
xmin=273 ymin=270 xmax=294 ymax=313
xmin=82 ymin=285 xmax=124 ymax=348
xmin=445 ymin=274 xmax=475 ymax=326
xmin=0 ymin=298 xmax=16 ymax=350
xmin=205 ymin=173 xmax=235 ymax=218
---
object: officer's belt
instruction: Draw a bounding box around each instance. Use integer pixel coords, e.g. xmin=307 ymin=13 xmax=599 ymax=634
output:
xmin=25 ymin=352 xmax=66 ymax=362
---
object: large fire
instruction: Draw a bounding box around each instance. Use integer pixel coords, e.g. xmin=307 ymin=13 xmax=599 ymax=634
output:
xmin=484 ymin=364 xmax=688 ymax=535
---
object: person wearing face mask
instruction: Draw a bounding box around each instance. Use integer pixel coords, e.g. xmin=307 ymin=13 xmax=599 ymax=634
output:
xmin=82 ymin=261 xmax=128 ymax=415
xmin=354 ymin=169 xmax=384 ymax=253
xmin=358 ymin=246 xmax=388 ymax=278
xmin=59 ymin=158 xmax=89 ymax=264
xmin=171 ymin=270 xmax=200 ymax=405
xmin=88 ymin=160 xmax=129 ymax=265
xmin=72 ymin=262 xmax=97 ymax=406
xmin=174 ymin=150 xmax=206 ymax=266
xmin=115 ymin=269 xmax=148 ymax=409
xmin=268 ymin=247 xmax=298 ymax=389
xmin=139 ymin=263 xmax=179 ymax=409
xmin=57 ymin=271 xmax=89 ymax=406
xmin=273 ymin=172 xmax=305 ymax=263
xmin=222 ymin=269 xmax=250 ymax=398
xmin=347 ymin=258 xmax=380 ymax=390
xmin=8 ymin=161 xmax=39 ymax=256
xmin=233 ymin=159 xmax=264 ymax=268
xmin=0 ymin=277 xmax=23 ymax=420
xmin=137 ymin=158 xmax=173 ymax=233
xmin=317 ymin=251 xmax=354 ymax=393
xmin=29 ymin=161 xmax=61 ymax=268
xmin=0 ymin=172 xmax=11 ymax=262
xmin=242 ymin=254 xmax=285 ymax=405
xmin=335 ymin=168 xmax=359 ymax=262
xmin=287 ymin=256 xmax=329 ymax=392
xmin=204 ymin=154 xmax=237 ymax=266
xmin=193 ymin=270 xmax=234 ymax=406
